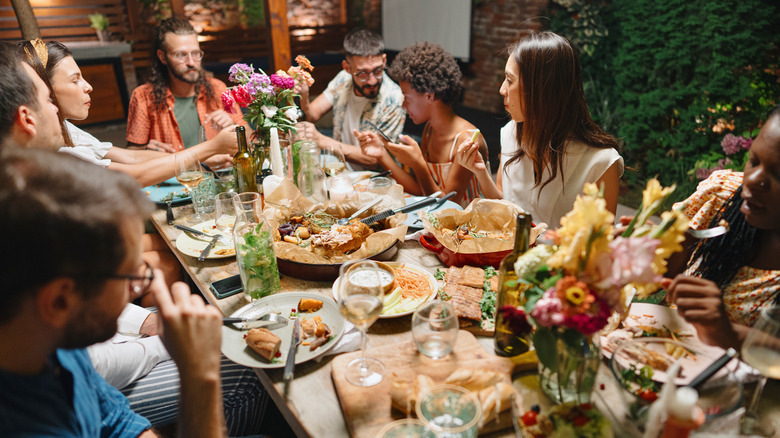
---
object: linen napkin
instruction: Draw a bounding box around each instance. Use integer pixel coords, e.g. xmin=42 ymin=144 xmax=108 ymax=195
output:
xmin=315 ymin=321 xmax=361 ymax=362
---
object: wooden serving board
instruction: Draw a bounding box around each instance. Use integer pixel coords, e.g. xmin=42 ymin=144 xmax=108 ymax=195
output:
xmin=331 ymin=330 xmax=535 ymax=437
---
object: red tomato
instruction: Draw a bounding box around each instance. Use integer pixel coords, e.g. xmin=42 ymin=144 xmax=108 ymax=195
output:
xmin=639 ymin=389 xmax=658 ymax=402
xmin=521 ymin=410 xmax=538 ymax=426
xmin=572 ymin=415 xmax=590 ymax=427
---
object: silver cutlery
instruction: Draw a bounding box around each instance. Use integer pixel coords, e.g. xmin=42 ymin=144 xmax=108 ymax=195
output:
xmin=223 ymin=312 xmax=288 ymax=330
xmin=337 ymin=197 xmax=383 ymax=225
xmin=283 ymin=319 xmax=302 ymax=382
xmin=685 ymin=348 xmax=738 ymax=389
xmin=174 ymin=224 xmax=230 ymax=245
xmin=428 ymin=191 xmax=457 ymax=212
xmin=360 ymin=191 xmax=441 ymax=225
xmin=198 ymin=235 xmax=221 ymax=261
xmin=686 ymin=225 xmax=728 ymax=239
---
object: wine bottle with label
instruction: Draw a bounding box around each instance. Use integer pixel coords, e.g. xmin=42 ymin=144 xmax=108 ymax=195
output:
xmin=494 ymin=213 xmax=533 ymax=357
xmin=233 ymin=126 xmax=258 ymax=193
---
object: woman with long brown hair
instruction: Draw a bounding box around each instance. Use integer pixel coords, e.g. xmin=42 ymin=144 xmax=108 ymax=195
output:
xmin=456 ymin=32 xmax=623 ymax=227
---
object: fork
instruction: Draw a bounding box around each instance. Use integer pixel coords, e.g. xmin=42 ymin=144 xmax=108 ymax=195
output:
xmin=174 ymin=224 xmax=231 ymax=245
xmin=686 ymin=225 xmax=728 ymax=239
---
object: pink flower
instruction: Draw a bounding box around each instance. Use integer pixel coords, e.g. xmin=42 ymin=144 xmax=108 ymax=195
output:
xmin=531 ymin=288 xmax=566 ymax=328
xmin=717 ymin=157 xmax=733 ymax=168
xmin=562 ymin=297 xmax=611 ymax=335
xmin=270 ymin=73 xmax=295 ymax=90
xmin=721 ymin=134 xmax=741 ymax=155
xmin=696 ymin=167 xmax=714 ymax=180
xmin=221 ymin=91 xmax=235 ymax=114
xmin=742 ymin=137 xmax=753 ymax=150
xmin=231 ymin=85 xmax=253 ymax=107
xmin=609 ymin=237 xmax=662 ymax=286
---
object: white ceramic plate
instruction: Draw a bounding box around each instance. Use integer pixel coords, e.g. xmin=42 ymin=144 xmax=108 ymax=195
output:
xmin=143 ymin=177 xmax=191 ymax=205
xmin=175 ymin=218 xmax=235 ymax=259
xmin=221 ymin=292 xmax=345 ymax=369
xmin=332 ymin=261 xmax=438 ymax=318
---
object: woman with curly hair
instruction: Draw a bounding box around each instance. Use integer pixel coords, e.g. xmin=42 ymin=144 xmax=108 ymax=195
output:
xmin=356 ymin=42 xmax=488 ymax=206
xmin=664 ymin=106 xmax=780 ymax=350
xmin=456 ymin=32 xmax=623 ymax=227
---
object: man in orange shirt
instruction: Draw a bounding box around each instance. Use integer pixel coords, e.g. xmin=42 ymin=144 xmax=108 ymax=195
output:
xmin=126 ymin=17 xmax=247 ymax=168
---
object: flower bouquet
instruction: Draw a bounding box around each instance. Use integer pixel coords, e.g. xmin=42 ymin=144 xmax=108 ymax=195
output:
xmin=508 ymin=180 xmax=689 ymax=404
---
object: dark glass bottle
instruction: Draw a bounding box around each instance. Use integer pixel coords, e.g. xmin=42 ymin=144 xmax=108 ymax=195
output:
xmin=233 ymin=126 xmax=258 ymax=193
xmin=494 ymin=213 xmax=533 ymax=357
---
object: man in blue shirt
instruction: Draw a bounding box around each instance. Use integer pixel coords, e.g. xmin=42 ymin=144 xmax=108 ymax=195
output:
xmin=0 ymin=81 xmax=226 ymax=437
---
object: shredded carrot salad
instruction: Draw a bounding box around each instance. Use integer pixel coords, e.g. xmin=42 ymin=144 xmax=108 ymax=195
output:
xmin=394 ymin=266 xmax=432 ymax=299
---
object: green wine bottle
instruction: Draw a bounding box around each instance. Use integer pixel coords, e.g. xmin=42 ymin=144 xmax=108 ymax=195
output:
xmin=233 ymin=126 xmax=258 ymax=193
xmin=494 ymin=213 xmax=533 ymax=357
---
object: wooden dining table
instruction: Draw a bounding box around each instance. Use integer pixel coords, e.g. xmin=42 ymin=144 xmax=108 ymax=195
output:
xmin=150 ymin=204 xmax=780 ymax=438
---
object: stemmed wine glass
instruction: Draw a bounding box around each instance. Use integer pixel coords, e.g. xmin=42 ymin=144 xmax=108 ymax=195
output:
xmin=175 ymin=152 xmax=204 ymax=221
xmin=214 ymin=192 xmax=237 ymax=233
xmin=739 ymin=305 xmax=780 ymax=436
xmin=338 ymin=260 xmax=385 ymax=387
xmin=322 ymin=143 xmax=347 ymax=177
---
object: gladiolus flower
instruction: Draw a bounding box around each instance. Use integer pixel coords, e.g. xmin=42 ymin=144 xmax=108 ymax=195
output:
xmin=230 ymin=85 xmax=252 ymax=107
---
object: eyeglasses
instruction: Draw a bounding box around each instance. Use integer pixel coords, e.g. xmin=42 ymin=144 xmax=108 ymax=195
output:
xmin=167 ymin=49 xmax=204 ymax=62
xmin=101 ymin=261 xmax=155 ymax=295
xmin=351 ymin=66 xmax=386 ymax=83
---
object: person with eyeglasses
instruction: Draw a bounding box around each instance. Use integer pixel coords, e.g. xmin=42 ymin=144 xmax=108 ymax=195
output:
xmin=0 ymin=147 xmax=227 ymax=437
xmin=295 ymin=28 xmax=406 ymax=170
xmin=126 ymin=17 xmax=248 ymax=170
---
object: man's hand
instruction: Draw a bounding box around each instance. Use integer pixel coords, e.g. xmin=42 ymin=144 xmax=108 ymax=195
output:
xmin=204 ymin=111 xmax=234 ymax=131
xmin=455 ymin=138 xmax=487 ymax=174
xmin=152 ymin=279 xmax=222 ymax=379
xmin=147 ymin=139 xmax=177 ymax=153
xmin=295 ymin=121 xmax=319 ymax=142
xmin=293 ymin=79 xmax=310 ymax=102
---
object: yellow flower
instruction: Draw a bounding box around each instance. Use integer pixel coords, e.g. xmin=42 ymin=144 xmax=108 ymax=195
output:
xmin=566 ymin=286 xmax=587 ymax=305
xmin=642 ymin=178 xmax=675 ymax=213
xmin=651 ymin=210 xmax=689 ymax=275
xmin=547 ymin=186 xmax=614 ymax=274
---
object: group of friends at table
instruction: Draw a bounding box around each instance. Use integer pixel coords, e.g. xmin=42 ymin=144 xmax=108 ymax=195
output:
xmin=0 ymin=14 xmax=778 ymax=438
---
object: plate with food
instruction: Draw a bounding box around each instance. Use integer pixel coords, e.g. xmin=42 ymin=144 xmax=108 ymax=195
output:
xmin=405 ymin=196 xmax=462 ymax=230
xmin=143 ymin=177 xmax=191 ymax=206
xmin=331 ymin=261 xmax=438 ymax=318
xmin=175 ymin=219 xmax=235 ymax=259
xmin=221 ymin=292 xmax=345 ymax=369
xmin=601 ymin=303 xmax=699 ymax=357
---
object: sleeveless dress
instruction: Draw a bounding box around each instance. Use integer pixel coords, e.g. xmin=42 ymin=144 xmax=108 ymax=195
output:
xmin=424 ymin=126 xmax=486 ymax=208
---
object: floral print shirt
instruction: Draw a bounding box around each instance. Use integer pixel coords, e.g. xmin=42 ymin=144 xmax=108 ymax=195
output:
xmin=675 ymin=170 xmax=780 ymax=326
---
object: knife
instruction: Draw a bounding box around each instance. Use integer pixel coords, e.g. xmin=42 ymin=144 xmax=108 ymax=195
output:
xmin=360 ymin=191 xmax=441 ymax=225
xmin=198 ymin=235 xmax=220 ymax=261
xmin=283 ymin=319 xmax=302 ymax=382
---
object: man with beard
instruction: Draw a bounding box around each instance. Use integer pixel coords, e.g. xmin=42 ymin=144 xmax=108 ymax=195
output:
xmin=126 ymin=17 xmax=245 ymax=168
xmin=297 ymin=28 xmax=406 ymax=170
xmin=0 ymin=147 xmax=225 ymax=437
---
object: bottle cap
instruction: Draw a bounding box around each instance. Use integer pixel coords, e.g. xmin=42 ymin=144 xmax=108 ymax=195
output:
xmin=667 ymin=387 xmax=699 ymax=421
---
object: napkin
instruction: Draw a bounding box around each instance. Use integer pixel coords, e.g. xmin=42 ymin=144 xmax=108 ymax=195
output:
xmin=315 ymin=321 xmax=361 ymax=362
xmin=405 ymin=228 xmax=428 ymax=242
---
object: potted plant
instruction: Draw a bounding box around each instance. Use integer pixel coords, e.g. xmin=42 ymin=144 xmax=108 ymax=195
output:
xmin=88 ymin=13 xmax=110 ymax=42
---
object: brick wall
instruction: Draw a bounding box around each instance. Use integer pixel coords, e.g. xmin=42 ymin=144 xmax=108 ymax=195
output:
xmin=462 ymin=0 xmax=548 ymax=113
xmin=288 ymin=0 xmax=342 ymax=27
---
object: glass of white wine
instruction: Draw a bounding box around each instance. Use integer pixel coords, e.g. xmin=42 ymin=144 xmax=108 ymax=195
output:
xmin=175 ymin=152 xmax=205 ymax=221
xmin=740 ymin=305 xmax=780 ymax=436
xmin=338 ymin=260 xmax=385 ymax=387
xmin=322 ymin=143 xmax=347 ymax=176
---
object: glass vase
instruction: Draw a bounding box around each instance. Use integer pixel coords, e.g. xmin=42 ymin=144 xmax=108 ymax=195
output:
xmin=251 ymin=129 xmax=271 ymax=185
xmin=535 ymin=328 xmax=600 ymax=404
xmin=232 ymin=197 xmax=281 ymax=302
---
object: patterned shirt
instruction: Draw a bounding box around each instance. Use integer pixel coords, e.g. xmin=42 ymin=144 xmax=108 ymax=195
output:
xmin=675 ymin=170 xmax=780 ymax=326
xmin=0 ymin=348 xmax=151 ymax=436
xmin=126 ymin=78 xmax=246 ymax=151
xmin=323 ymin=70 xmax=406 ymax=145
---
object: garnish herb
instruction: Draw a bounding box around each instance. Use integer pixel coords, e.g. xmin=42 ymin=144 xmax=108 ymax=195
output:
xmin=237 ymin=223 xmax=281 ymax=300
xmin=434 ymin=268 xmax=446 ymax=280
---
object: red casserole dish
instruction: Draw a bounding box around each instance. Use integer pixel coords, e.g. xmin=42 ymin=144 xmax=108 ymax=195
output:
xmin=419 ymin=234 xmax=511 ymax=269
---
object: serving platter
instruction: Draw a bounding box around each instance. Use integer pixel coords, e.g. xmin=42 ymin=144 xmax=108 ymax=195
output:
xmin=221 ymin=292 xmax=345 ymax=369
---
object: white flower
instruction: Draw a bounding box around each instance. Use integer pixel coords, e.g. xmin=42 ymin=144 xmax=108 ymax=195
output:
xmin=513 ymin=244 xmax=555 ymax=279
xmin=284 ymin=107 xmax=299 ymax=123
xmin=261 ymin=105 xmax=278 ymax=118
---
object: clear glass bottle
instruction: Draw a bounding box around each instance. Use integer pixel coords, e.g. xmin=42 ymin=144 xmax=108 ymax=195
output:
xmin=233 ymin=126 xmax=258 ymax=193
xmin=296 ymin=141 xmax=327 ymax=202
xmin=232 ymin=196 xmax=281 ymax=302
xmin=494 ymin=213 xmax=533 ymax=356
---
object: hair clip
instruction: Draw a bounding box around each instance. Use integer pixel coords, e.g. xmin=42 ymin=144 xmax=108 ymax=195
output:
xmin=29 ymin=38 xmax=48 ymax=68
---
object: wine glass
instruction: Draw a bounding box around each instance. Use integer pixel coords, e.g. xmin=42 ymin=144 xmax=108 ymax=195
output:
xmin=322 ymin=143 xmax=347 ymax=177
xmin=175 ymin=152 xmax=204 ymax=221
xmin=739 ymin=305 xmax=780 ymax=436
xmin=214 ymin=192 xmax=237 ymax=233
xmin=338 ymin=260 xmax=385 ymax=387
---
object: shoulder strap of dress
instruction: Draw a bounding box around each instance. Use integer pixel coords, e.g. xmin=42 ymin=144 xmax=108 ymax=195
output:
xmin=449 ymin=130 xmax=470 ymax=161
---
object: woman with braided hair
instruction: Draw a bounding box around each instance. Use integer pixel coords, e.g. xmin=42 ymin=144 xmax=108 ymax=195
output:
xmin=665 ymin=106 xmax=780 ymax=350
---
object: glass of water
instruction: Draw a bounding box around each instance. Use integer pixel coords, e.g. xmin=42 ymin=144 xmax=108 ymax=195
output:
xmin=416 ymin=384 xmax=481 ymax=438
xmin=412 ymin=301 xmax=458 ymax=359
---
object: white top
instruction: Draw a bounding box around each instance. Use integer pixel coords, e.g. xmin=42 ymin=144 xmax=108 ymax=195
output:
xmin=499 ymin=121 xmax=624 ymax=228
xmin=87 ymin=304 xmax=171 ymax=389
xmin=58 ymin=121 xmax=113 ymax=167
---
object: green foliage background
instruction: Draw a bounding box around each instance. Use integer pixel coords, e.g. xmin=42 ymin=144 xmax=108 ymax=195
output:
xmin=545 ymin=0 xmax=780 ymax=204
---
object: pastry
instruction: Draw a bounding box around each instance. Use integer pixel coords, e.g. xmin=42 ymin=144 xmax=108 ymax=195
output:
xmin=245 ymin=328 xmax=281 ymax=361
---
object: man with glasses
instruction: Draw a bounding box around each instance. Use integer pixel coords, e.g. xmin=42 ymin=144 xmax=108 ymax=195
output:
xmin=297 ymin=28 xmax=406 ymax=170
xmin=0 ymin=147 xmax=225 ymax=437
xmin=126 ymin=17 xmax=245 ymax=168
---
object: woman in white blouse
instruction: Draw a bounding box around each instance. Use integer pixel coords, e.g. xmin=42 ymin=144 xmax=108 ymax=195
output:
xmin=456 ymin=32 xmax=623 ymax=227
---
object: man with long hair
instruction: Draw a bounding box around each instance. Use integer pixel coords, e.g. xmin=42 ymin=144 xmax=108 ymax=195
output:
xmin=126 ymin=17 xmax=245 ymax=168
xmin=296 ymin=28 xmax=406 ymax=170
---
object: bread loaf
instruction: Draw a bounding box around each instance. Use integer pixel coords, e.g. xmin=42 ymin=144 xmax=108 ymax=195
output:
xmin=245 ymin=328 xmax=281 ymax=361
xmin=390 ymin=374 xmax=435 ymax=414
xmin=478 ymin=382 xmax=516 ymax=426
xmin=444 ymin=368 xmax=506 ymax=392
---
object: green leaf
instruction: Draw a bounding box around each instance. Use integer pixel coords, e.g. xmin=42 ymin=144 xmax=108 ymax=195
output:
xmin=533 ymin=327 xmax=558 ymax=370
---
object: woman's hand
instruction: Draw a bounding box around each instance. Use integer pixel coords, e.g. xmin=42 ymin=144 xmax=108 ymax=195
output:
xmin=383 ymin=135 xmax=425 ymax=168
xmin=455 ymin=139 xmax=487 ymax=174
xmin=147 ymin=139 xmax=176 ymax=153
xmin=213 ymin=125 xmax=239 ymax=154
xmin=355 ymin=130 xmax=386 ymax=160
xmin=664 ymin=275 xmax=737 ymax=348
